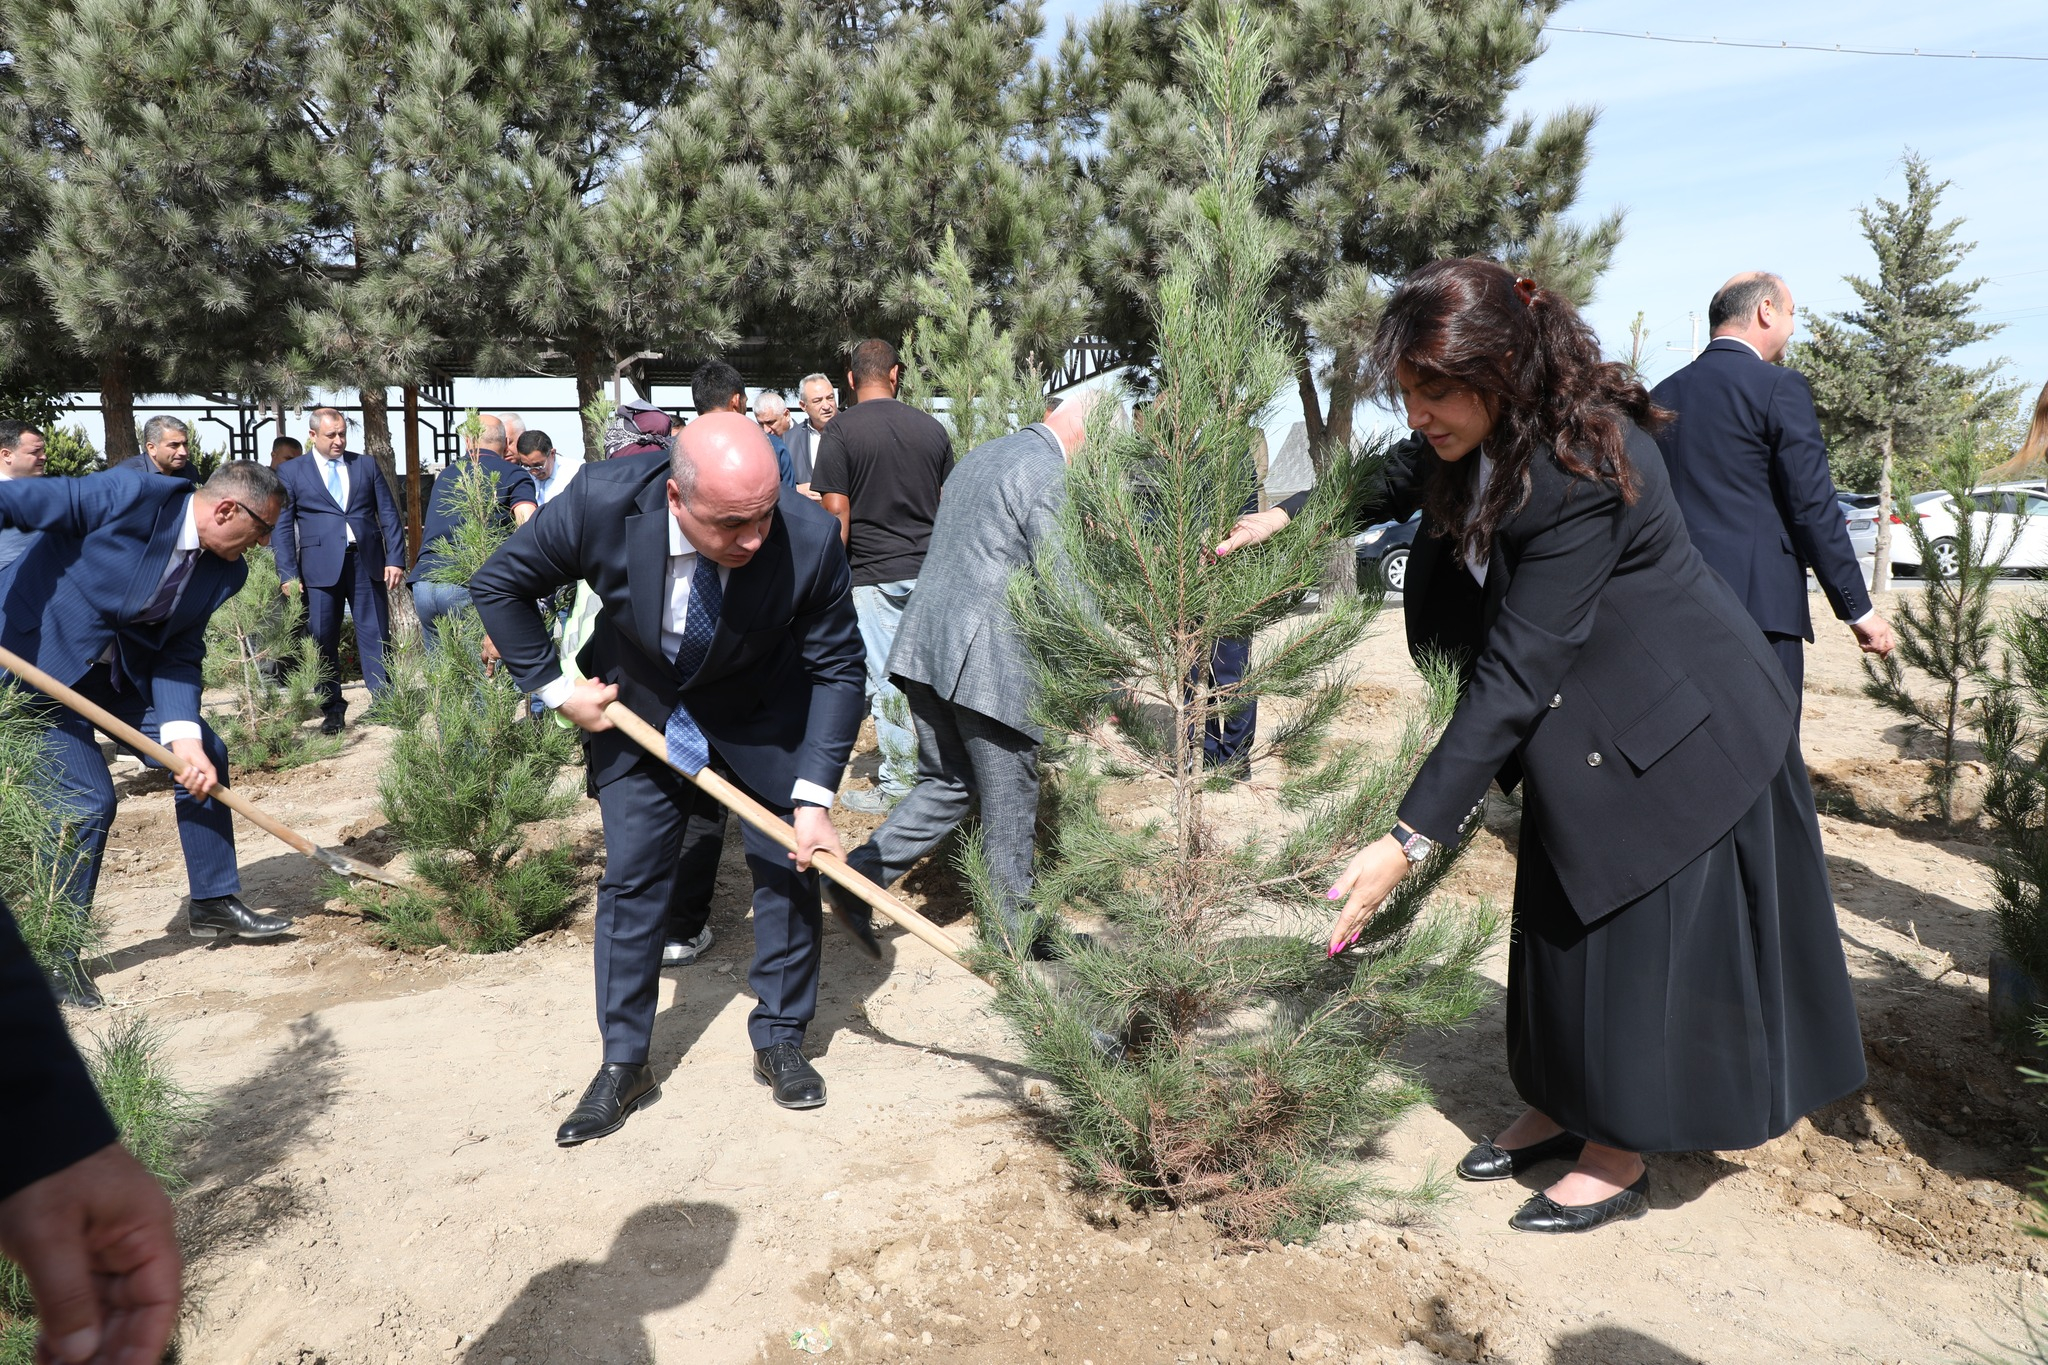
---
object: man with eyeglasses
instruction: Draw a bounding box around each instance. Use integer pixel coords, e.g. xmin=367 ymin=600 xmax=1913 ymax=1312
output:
xmin=0 ymin=461 xmax=293 ymax=1007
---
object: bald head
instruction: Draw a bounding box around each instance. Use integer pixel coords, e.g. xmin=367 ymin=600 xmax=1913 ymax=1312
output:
xmin=472 ymin=414 xmax=507 ymax=455
xmin=1042 ymin=390 xmax=1102 ymax=460
xmin=669 ymin=411 xmax=781 ymax=566
xmin=1709 ymin=272 xmax=1796 ymax=362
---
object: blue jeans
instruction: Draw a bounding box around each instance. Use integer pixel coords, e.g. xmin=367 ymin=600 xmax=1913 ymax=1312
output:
xmin=852 ymin=579 xmax=918 ymax=795
xmin=410 ymin=580 xmax=473 ymax=653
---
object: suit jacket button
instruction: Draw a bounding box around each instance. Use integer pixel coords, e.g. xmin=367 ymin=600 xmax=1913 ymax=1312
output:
xmin=1586 ymin=752 xmax=1603 ymax=767
xmin=1549 ymin=693 xmax=1562 ymax=708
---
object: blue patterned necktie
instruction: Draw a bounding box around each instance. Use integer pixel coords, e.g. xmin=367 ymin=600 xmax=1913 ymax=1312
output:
xmin=663 ymin=555 xmax=723 ymax=774
xmin=323 ymin=457 xmax=344 ymax=504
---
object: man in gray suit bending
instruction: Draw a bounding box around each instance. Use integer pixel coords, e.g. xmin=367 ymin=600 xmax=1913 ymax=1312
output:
xmin=826 ymin=398 xmax=1092 ymax=959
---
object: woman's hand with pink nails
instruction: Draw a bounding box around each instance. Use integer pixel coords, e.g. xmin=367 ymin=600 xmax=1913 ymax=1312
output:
xmin=1325 ymin=834 xmax=1412 ymax=955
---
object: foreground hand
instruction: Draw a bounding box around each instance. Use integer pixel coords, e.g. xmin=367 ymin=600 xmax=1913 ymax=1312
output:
xmin=554 ymin=679 xmax=618 ymax=733
xmin=1852 ymin=615 xmax=1896 ymax=658
xmin=479 ymin=634 xmax=501 ymax=677
xmin=280 ymin=579 xmax=300 ymax=597
xmin=0 ymin=1142 xmax=181 ymax=1365
xmin=1212 ymin=507 xmax=1291 ymax=559
xmin=382 ymin=565 xmax=403 ymax=590
xmin=1325 ymin=835 xmax=1411 ymax=955
xmin=168 ymin=738 xmax=216 ymax=800
xmin=790 ymin=805 xmax=843 ymax=872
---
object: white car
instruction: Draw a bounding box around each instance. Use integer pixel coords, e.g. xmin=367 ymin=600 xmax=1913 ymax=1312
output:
xmin=1888 ymin=483 xmax=2048 ymax=577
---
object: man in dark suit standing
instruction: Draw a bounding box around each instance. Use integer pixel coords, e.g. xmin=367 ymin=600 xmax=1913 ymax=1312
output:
xmin=0 ymin=461 xmax=293 ymax=1005
xmin=471 ymin=413 xmax=865 ymax=1141
xmin=117 ymin=415 xmax=200 ymax=482
xmin=0 ymin=891 xmax=181 ymax=1364
xmin=273 ymin=408 xmax=406 ymax=734
xmin=785 ymin=373 xmax=838 ymax=501
xmin=1651 ymin=272 xmax=1894 ymax=701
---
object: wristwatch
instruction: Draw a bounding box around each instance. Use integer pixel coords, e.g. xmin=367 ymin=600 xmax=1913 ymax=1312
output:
xmin=1390 ymin=822 xmax=1436 ymax=865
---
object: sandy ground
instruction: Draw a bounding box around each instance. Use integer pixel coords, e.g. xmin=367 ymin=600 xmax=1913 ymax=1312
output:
xmin=60 ymin=582 xmax=2048 ymax=1365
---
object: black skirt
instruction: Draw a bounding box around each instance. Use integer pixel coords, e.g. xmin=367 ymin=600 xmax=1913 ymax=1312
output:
xmin=1506 ymin=742 xmax=1865 ymax=1153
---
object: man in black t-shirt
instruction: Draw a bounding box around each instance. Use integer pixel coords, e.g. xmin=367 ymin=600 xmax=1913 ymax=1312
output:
xmin=809 ymin=339 xmax=953 ymax=811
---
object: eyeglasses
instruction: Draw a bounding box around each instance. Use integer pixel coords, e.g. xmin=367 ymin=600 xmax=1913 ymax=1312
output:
xmin=237 ymin=502 xmax=276 ymax=538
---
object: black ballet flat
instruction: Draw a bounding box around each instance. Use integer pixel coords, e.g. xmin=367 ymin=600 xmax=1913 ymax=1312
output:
xmin=1507 ymin=1173 xmax=1650 ymax=1234
xmin=1455 ymin=1129 xmax=1586 ymax=1182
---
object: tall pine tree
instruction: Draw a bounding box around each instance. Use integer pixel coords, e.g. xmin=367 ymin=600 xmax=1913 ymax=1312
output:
xmin=6 ymin=0 xmax=313 ymax=460
xmin=1792 ymin=151 xmax=2010 ymax=592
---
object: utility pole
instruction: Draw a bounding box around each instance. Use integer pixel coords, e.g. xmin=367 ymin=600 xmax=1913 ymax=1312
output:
xmin=1665 ymin=311 xmax=1702 ymax=362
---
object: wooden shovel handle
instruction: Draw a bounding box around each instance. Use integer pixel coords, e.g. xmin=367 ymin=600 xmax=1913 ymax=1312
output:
xmin=0 ymin=643 xmax=320 ymax=858
xmin=601 ymin=701 xmax=973 ymax=970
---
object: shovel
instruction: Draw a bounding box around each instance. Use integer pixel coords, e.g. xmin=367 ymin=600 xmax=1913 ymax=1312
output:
xmin=0 ymin=643 xmax=415 ymax=890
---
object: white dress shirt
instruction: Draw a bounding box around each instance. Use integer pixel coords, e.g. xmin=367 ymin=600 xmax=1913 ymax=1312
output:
xmin=1464 ymin=454 xmax=1492 ymax=588
xmin=538 ymin=516 xmax=835 ymax=808
xmin=531 ymin=460 xmax=577 ymax=506
xmin=317 ymin=453 xmax=355 ymax=543
xmin=134 ymin=496 xmax=205 ymax=745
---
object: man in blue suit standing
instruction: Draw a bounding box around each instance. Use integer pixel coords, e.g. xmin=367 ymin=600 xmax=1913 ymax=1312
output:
xmin=273 ymin=407 xmax=406 ymax=733
xmin=117 ymin=415 xmax=201 ymax=482
xmin=1651 ymin=272 xmax=1894 ymax=705
xmin=471 ymin=413 xmax=865 ymax=1141
xmin=0 ymin=461 xmax=292 ymax=1006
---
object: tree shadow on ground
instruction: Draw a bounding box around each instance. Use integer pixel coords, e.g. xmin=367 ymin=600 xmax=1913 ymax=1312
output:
xmin=1547 ymin=1325 xmax=1706 ymax=1364
xmin=1825 ymin=851 xmax=1990 ymax=973
xmin=464 ymin=1201 xmax=736 ymax=1364
xmin=177 ymin=1016 xmax=345 ymax=1260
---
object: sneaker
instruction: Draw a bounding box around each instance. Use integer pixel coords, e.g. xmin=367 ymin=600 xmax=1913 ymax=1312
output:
xmin=840 ymin=787 xmax=900 ymax=814
xmin=661 ymin=926 xmax=714 ymax=967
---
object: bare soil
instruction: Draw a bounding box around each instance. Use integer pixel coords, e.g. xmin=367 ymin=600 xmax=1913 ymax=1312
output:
xmin=63 ymin=586 xmax=2048 ymax=1364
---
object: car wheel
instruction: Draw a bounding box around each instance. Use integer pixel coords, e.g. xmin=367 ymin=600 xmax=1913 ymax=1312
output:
xmin=1929 ymin=537 xmax=1962 ymax=578
xmin=1380 ymin=547 xmax=1409 ymax=594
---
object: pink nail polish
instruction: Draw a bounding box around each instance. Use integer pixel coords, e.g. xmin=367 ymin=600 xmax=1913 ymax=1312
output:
xmin=1327 ymin=887 xmax=1342 ymax=900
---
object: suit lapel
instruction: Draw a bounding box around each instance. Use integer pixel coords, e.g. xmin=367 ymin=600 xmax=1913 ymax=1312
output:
xmin=624 ymin=476 xmax=671 ymax=665
xmin=120 ymin=493 xmax=188 ymax=621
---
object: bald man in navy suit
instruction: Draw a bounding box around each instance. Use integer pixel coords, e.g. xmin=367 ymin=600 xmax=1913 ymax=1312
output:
xmin=1651 ymin=272 xmax=1894 ymax=706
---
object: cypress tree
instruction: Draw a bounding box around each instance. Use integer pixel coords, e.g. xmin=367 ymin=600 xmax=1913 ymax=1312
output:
xmin=983 ymin=6 xmax=1494 ymax=1241
xmin=5 ymin=0 xmax=313 ymax=460
xmin=1792 ymin=152 xmax=2011 ymax=592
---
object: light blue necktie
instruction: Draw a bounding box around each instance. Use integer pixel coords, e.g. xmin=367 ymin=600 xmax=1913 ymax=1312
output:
xmin=323 ymin=457 xmax=344 ymax=504
xmin=663 ymin=556 xmax=724 ymax=774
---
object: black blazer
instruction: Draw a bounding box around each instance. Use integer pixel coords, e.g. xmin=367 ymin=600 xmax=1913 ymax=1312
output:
xmin=469 ymin=450 xmax=866 ymax=803
xmin=0 ymin=897 xmax=117 ymax=1199
xmin=1328 ymin=427 xmax=1798 ymax=924
xmin=1650 ymin=338 xmax=1871 ymax=641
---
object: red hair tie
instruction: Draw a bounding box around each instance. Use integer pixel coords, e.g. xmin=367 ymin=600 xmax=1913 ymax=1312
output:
xmin=1514 ymin=276 xmax=1538 ymax=306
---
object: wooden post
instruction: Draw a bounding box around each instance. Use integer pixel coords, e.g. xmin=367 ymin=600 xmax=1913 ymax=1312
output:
xmin=404 ymin=384 xmax=422 ymax=566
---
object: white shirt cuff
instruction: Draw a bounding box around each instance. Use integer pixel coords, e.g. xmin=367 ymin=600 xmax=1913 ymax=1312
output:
xmin=791 ymin=779 xmax=836 ymax=809
xmin=1850 ymin=609 xmax=1877 ymax=627
xmin=158 ymin=721 xmax=202 ymax=745
xmin=535 ymin=675 xmax=577 ymax=709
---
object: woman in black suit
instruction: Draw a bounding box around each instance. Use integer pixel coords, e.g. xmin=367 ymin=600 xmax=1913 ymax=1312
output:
xmin=1218 ymin=258 xmax=1865 ymax=1233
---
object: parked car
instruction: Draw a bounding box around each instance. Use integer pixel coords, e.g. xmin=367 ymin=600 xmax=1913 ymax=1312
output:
xmin=1888 ymin=483 xmax=2048 ymax=577
xmin=1354 ymin=511 xmax=1420 ymax=592
xmin=1840 ymin=496 xmax=1879 ymax=560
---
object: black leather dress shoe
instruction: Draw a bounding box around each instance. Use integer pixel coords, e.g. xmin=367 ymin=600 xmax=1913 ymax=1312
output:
xmin=754 ymin=1043 xmax=827 ymax=1110
xmin=1508 ymin=1173 xmax=1651 ymax=1233
xmin=188 ymin=895 xmax=290 ymax=940
xmin=1456 ymin=1129 xmax=1586 ymax=1181
xmin=822 ymin=882 xmax=883 ymax=961
xmin=320 ymin=713 xmax=346 ymax=736
xmin=555 ymin=1063 xmax=657 ymax=1146
xmin=48 ymin=968 xmax=103 ymax=1010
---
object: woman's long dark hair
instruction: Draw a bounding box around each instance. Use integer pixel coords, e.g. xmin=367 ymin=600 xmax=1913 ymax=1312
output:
xmin=1368 ymin=258 xmax=1664 ymax=563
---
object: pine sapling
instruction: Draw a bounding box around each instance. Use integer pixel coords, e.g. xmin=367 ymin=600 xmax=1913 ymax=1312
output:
xmin=203 ymin=547 xmax=340 ymax=769
xmin=903 ymin=226 xmax=1047 ymax=454
xmin=980 ymin=7 xmax=1497 ymax=1243
xmin=0 ymin=689 xmax=96 ymax=979
xmin=1865 ymin=425 xmax=2002 ymax=824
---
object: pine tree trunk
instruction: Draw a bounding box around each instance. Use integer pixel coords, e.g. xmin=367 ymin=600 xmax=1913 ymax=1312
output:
xmin=100 ymin=351 xmax=137 ymax=464
xmin=1873 ymin=425 xmax=1895 ymax=594
xmin=358 ymin=385 xmax=399 ymax=487
xmin=575 ymin=352 xmax=604 ymax=458
xmin=1297 ymin=354 xmax=1357 ymax=605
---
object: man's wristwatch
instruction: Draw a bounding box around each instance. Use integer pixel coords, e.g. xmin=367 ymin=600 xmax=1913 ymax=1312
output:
xmin=1390 ymin=822 xmax=1435 ymax=865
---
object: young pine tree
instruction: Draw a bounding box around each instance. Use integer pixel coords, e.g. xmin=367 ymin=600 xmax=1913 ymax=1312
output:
xmin=903 ymin=226 xmax=1047 ymax=454
xmin=1864 ymin=425 xmax=2003 ymax=825
xmin=0 ymin=688 xmax=95 ymax=978
xmin=983 ymin=7 xmax=1496 ymax=1243
xmin=1793 ymin=152 xmax=2012 ymax=590
xmin=1980 ymin=575 xmax=2048 ymax=1018
xmin=202 ymin=548 xmax=339 ymax=770
xmin=349 ymin=460 xmax=580 ymax=952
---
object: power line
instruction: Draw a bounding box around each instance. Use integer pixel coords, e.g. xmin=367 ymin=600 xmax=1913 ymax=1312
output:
xmin=1542 ymin=25 xmax=2048 ymax=63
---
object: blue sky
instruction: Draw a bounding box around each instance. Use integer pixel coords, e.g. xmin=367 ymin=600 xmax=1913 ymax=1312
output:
xmin=1045 ymin=0 xmax=2048 ymax=397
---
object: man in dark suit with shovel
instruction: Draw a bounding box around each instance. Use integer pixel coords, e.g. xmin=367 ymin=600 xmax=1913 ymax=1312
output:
xmin=472 ymin=413 xmax=866 ymax=1141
